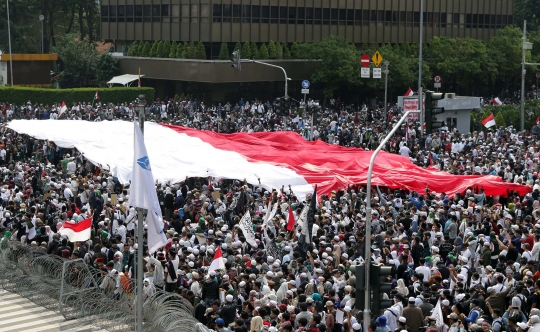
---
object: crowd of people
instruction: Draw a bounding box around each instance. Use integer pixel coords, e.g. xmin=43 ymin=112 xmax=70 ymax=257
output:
xmin=0 ymin=96 xmax=540 ymax=332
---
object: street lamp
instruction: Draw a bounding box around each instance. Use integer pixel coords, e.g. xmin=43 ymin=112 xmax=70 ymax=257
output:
xmin=39 ymin=14 xmax=44 ymax=54
xmin=6 ymin=0 xmax=13 ymax=86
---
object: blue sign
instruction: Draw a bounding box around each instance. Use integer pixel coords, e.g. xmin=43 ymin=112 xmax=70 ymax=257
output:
xmin=301 ymin=80 xmax=310 ymax=89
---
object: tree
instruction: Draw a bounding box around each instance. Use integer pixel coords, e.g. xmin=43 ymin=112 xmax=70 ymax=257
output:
xmin=186 ymin=41 xmax=197 ymax=59
xmin=182 ymin=42 xmax=192 ymax=58
xmin=169 ymin=41 xmax=178 ymax=58
xmin=196 ymin=41 xmax=206 ymax=59
xmin=514 ymin=0 xmax=540 ymax=30
xmin=95 ymin=53 xmax=119 ymax=86
xmin=495 ymin=111 xmax=506 ymax=127
xmin=268 ymin=40 xmax=277 ymax=59
xmin=297 ymin=36 xmax=360 ymax=98
xmin=234 ymin=42 xmax=241 ymax=52
xmin=52 ymin=34 xmax=99 ymax=88
xmin=276 ymin=43 xmax=283 ymax=59
xmin=162 ymin=40 xmax=171 ymax=58
xmin=283 ymin=44 xmax=291 ymax=59
xmin=259 ymin=43 xmax=269 ymax=59
xmin=128 ymin=41 xmax=138 ymax=56
xmin=250 ymin=42 xmax=259 ymax=59
xmin=149 ymin=41 xmax=159 ymax=57
xmin=156 ymin=41 xmax=165 ymax=58
xmin=176 ymin=42 xmax=185 ymax=58
xmin=488 ymin=26 xmax=525 ymax=88
xmin=219 ymin=43 xmax=230 ymax=60
xmin=242 ymin=42 xmax=252 ymax=59
xmin=291 ymin=42 xmax=300 ymax=58
xmin=141 ymin=41 xmax=151 ymax=57
xmin=137 ymin=41 xmax=145 ymax=56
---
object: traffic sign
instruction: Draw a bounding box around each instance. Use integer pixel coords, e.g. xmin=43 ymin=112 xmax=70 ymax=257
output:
xmin=373 ymin=68 xmax=382 ymax=79
xmin=301 ymin=89 xmax=309 ymax=94
xmin=361 ymin=54 xmax=370 ymax=67
xmin=372 ymin=51 xmax=383 ymax=67
xmin=302 ymin=80 xmax=310 ymax=89
xmin=434 ymin=83 xmax=441 ymax=88
xmin=434 ymin=75 xmax=442 ymax=83
xmin=361 ymin=68 xmax=370 ymax=78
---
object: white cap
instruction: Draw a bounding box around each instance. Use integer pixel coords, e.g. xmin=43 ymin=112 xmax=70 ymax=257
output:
xmin=226 ymin=294 xmax=234 ymax=302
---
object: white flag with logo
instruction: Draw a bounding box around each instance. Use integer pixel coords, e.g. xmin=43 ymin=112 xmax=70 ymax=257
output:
xmin=129 ymin=122 xmax=167 ymax=254
xmin=432 ymin=299 xmax=444 ymax=327
xmin=238 ymin=211 xmax=257 ymax=247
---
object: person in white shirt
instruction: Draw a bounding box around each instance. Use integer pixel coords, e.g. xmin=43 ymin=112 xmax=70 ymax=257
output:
xmin=116 ymin=220 xmax=127 ymax=243
xmin=63 ymin=185 xmax=74 ymax=201
xmin=399 ymin=144 xmax=411 ymax=157
xmin=66 ymin=158 xmax=77 ymax=175
xmin=415 ymin=257 xmax=431 ymax=281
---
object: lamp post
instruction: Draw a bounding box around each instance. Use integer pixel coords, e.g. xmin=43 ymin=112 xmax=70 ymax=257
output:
xmin=6 ymin=0 xmax=13 ymax=86
xmin=39 ymin=15 xmax=44 ymax=54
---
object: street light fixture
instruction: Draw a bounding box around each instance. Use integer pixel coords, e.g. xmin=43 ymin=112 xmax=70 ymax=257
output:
xmin=39 ymin=14 xmax=44 ymax=54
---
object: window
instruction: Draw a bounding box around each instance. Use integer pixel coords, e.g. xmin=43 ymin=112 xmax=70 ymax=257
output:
xmin=101 ymin=5 xmax=108 ymax=22
xmin=490 ymin=14 xmax=496 ymax=26
xmin=339 ymin=9 xmax=346 ymax=21
xmin=363 ymin=10 xmax=370 ymax=26
xmin=223 ymin=4 xmax=231 ymax=22
xmin=501 ymin=15 xmax=507 ymax=25
xmin=213 ymin=4 xmax=222 ymax=22
xmin=507 ymin=15 xmax=513 ymax=25
xmin=331 ymin=8 xmax=338 ymax=25
xmin=466 ymin=14 xmax=472 ymax=28
xmin=370 ymin=10 xmax=377 ymax=21
xmin=484 ymin=14 xmax=490 ymax=27
xmin=117 ymin=5 xmax=125 ymax=22
xmin=261 ymin=6 xmax=269 ymax=23
xmin=440 ymin=13 xmax=447 ymax=27
xmin=135 ymin=5 xmax=142 ymax=16
xmin=355 ymin=9 xmax=361 ymax=25
xmin=478 ymin=14 xmax=484 ymax=28
xmin=152 ymin=5 xmax=160 ymax=22
xmin=406 ymin=11 xmax=413 ymax=26
xmin=280 ymin=6 xmax=287 ymax=24
xmin=347 ymin=9 xmax=354 ymax=25
xmin=252 ymin=5 xmax=260 ymax=23
xmin=201 ymin=4 xmax=209 ymax=23
xmin=454 ymin=13 xmax=460 ymax=26
xmin=314 ymin=8 xmax=321 ymax=24
xmin=161 ymin=5 xmax=169 ymax=17
xmin=126 ymin=5 xmax=133 ymax=16
xmin=289 ymin=7 xmax=296 ymax=24
xmin=181 ymin=4 xmax=189 ymax=22
xmin=399 ymin=11 xmax=406 ymax=24
xmin=233 ymin=4 xmax=241 ymax=23
xmin=191 ymin=4 xmax=198 ymax=23
xmin=143 ymin=5 xmax=151 ymax=22
xmin=271 ymin=6 xmax=278 ymax=23
xmin=413 ymin=11 xmax=420 ymax=23
xmin=110 ymin=5 xmax=117 ymax=17
xmin=243 ymin=5 xmax=250 ymax=23
xmin=323 ymin=8 xmax=330 ymax=25
xmin=385 ymin=10 xmax=391 ymax=22
xmin=297 ymin=7 xmax=305 ymax=24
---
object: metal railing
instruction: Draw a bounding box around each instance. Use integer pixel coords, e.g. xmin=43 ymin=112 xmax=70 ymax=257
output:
xmin=0 ymin=241 xmax=199 ymax=332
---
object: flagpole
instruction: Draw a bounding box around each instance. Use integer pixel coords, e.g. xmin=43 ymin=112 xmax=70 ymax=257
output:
xmin=136 ymin=94 xmax=146 ymax=332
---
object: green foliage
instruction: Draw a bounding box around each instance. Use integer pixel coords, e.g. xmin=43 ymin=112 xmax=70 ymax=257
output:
xmin=488 ymin=26 xmax=525 ymax=86
xmin=291 ymin=42 xmax=300 ymax=59
xmin=196 ymin=41 xmax=206 ymax=59
xmin=242 ymin=42 xmax=252 ymax=59
xmin=259 ymin=43 xmax=269 ymax=59
xmin=176 ymin=42 xmax=186 ymax=58
xmin=141 ymin=42 xmax=151 ymax=57
xmin=162 ymin=40 xmax=171 ymax=58
xmin=169 ymin=41 xmax=178 ymax=58
xmin=268 ymin=40 xmax=277 ymax=59
xmin=297 ymin=36 xmax=360 ymax=98
xmin=174 ymin=93 xmax=180 ymax=102
xmin=52 ymin=34 xmax=99 ymax=88
xmin=149 ymin=41 xmax=159 ymax=57
xmin=219 ymin=43 xmax=230 ymax=60
xmin=495 ymin=111 xmax=506 ymax=127
xmin=156 ymin=41 xmax=165 ymax=58
xmin=234 ymin=42 xmax=242 ymax=52
xmin=137 ymin=41 xmax=145 ymax=56
xmin=276 ymin=43 xmax=283 ymax=59
xmin=128 ymin=41 xmax=138 ymax=56
xmin=283 ymin=44 xmax=291 ymax=59
xmin=95 ymin=53 xmax=119 ymax=86
xmin=185 ymin=42 xmax=195 ymax=59
xmin=250 ymin=42 xmax=259 ymax=59
xmin=0 ymin=87 xmax=155 ymax=106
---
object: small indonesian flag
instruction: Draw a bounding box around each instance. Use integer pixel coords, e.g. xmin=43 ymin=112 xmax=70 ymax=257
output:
xmin=404 ymin=88 xmax=414 ymax=97
xmin=536 ymin=116 xmax=540 ymax=125
xmin=481 ymin=114 xmax=496 ymax=128
xmin=286 ymin=206 xmax=295 ymax=231
xmin=95 ymin=91 xmax=99 ymax=100
xmin=59 ymin=101 xmax=67 ymax=116
xmin=493 ymin=97 xmax=502 ymax=105
xmin=58 ymin=216 xmax=92 ymax=242
xmin=207 ymin=247 xmax=225 ymax=276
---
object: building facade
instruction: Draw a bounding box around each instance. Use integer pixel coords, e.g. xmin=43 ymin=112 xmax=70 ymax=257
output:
xmin=101 ymin=0 xmax=514 ymax=57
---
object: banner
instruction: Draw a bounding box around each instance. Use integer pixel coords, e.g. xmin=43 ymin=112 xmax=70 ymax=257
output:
xmin=403 ymin=98 xmax=424 ymax=120
xmin=267 ymin=240 xmax=283 ymax=261
xmin=432 ymin=300 xmax=445 ymax=327
xmin=238 ymin=211 xmax=257 ymax=247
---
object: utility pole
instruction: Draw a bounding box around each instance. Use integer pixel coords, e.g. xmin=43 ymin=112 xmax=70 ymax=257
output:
xmin=136 ymin=94 xmax=146 ymax=332
xmin=6 ymin=0 xmax=14 ymax=86
xmin=521 ymin=20 xmax=528 ymax=131
xmin=383 ymin=61 xmax=389 ymax=127
xmin=418 ymin=0 xmax=424 ymax=135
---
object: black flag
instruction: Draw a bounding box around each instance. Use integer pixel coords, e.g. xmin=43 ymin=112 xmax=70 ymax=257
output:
xmin=307 ymin=185 xmax=317 ymax=242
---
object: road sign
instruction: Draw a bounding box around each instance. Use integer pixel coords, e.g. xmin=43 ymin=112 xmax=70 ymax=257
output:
xmin=434 ymin=75 xmax=442 ymax=83
xmin=302 ymin=89 xmax=309 ymax=94
xmin=434 ymin=83 xmax=441 ymax=88
xmin=361 ymin=68 xmax=370 ymax=78
xmin=361 ymin=54 xmax=370 ymax=67
xmin=302 ymin=80 xmax=310 ymax=89
xmin=372 ymin=51 xmax=383 ymax=67
xmin=373 ymin=68 xmax=382 ymax=79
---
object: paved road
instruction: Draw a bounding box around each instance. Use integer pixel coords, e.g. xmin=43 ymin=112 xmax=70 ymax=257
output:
xmin=0 ymin=290 xmax=107 ymax=332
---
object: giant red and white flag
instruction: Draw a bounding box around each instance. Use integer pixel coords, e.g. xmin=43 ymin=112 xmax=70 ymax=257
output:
xmin=482 ymin=114 xmax=496 ymax=128
xmin=58 ymin=216 xmax=92 ymax=242
xmin=207 ymin=247 xmax=225 ymax=275
xmin=6 ymin=120 xmax=531 ymax=199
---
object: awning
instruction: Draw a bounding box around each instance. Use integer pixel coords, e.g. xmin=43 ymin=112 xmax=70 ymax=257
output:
xmin=106 ymin=74 xmax=144 ymax=87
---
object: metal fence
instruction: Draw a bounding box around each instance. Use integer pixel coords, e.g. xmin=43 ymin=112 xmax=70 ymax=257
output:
xmin=0 ymin=241 xmax=200 ymax=332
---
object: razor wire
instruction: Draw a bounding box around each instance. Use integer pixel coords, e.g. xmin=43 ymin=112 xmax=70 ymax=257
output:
xmin=0 ymin=241 xmax=201 ymax=332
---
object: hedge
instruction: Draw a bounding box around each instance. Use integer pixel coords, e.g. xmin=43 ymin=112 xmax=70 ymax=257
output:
xmin=0 ymin=87 xmax=155 ymax=106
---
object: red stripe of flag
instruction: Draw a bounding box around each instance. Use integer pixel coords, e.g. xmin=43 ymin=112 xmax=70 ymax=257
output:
xmin=61 ymin=216 xmax=92 ymax=232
